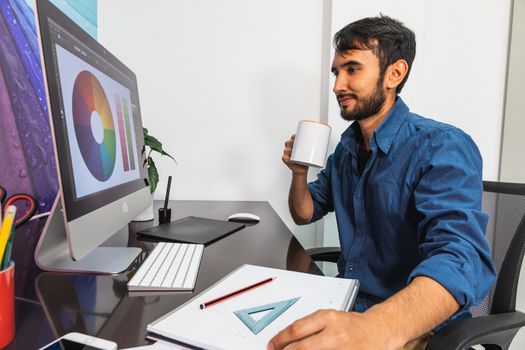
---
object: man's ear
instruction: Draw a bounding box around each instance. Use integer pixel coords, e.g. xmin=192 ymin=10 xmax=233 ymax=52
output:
xmin=384 ymin=59 xmax=409 ymax=91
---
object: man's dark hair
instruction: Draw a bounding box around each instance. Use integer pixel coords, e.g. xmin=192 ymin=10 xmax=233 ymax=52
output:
xmin=333 ymin=15 xmax=416 ymax=93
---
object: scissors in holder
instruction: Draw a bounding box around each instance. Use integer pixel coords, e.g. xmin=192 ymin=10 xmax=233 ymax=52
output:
xmin=0 ymin=185 xmax=37 ymax=228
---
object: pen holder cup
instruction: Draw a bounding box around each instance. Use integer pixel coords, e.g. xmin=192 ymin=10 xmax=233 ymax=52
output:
xmin=158 ymin=208 xmax=172 ymax=225
xmin=0 ymin=261 xmax=15 ymax=348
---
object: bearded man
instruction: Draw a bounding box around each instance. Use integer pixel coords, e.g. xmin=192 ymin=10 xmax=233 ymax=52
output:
xmin=271 ymin=15 xmax=495 ymax=350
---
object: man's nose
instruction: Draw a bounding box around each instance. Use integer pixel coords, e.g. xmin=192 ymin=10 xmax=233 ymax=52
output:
xmin=333 ymin=74 xmax=347 ymax=95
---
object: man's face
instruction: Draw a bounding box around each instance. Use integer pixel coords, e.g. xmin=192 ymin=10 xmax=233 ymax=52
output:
xmin=331 ymin=49 xmax=386 ymax=121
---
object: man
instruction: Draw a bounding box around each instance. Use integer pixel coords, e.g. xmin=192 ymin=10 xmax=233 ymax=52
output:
xmin=269 ymin=16 xmax=496 ymax=350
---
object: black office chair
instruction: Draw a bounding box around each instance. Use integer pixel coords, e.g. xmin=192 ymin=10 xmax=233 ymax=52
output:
xmin=307 ymin=181 xmax=525 ymax=350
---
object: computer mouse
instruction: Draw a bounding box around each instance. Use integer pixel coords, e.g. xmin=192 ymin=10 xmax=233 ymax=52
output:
xmin=227 ymin=212 xmax=260 ymax=224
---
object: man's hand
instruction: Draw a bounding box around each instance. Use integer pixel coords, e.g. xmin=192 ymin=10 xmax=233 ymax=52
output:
xmin=267 ymin=309 xmax=399 ymax=350
xmin=282 ymin=134 xmax=314 ymax=224
xmin=268 ymin=276 xmax=459 ymax=350
xmin=282 ymin=134 xmax=308 ymax=175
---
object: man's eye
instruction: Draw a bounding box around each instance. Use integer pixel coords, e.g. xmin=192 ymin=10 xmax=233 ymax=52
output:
xmin=347 ymin=67 xmax=358 ymax=73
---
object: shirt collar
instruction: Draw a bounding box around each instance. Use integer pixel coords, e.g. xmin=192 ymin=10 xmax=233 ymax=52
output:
xmin=372 ymin=97 xmax=409 ymax=154
xmin=341 ymin=97 xmax=409 ymax=156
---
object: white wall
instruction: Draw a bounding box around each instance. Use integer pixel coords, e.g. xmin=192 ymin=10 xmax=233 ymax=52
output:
xmin=500 ymin=0 xmax=525 ymax=183
xmin=97 ymin=0 xmax=325 ymax=248
xmin=98 ymin=0 xmax=511 ymax=248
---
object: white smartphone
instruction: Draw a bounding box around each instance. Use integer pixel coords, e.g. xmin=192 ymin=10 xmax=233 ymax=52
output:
xmin=38 ymin=332 xmax=117 ymax=350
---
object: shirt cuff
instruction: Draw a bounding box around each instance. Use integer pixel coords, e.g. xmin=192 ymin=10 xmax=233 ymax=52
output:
xmin=408 ymin=254 xmax=476 ymax=310
xmin=308 ymin=182 xmax=328 ymax=223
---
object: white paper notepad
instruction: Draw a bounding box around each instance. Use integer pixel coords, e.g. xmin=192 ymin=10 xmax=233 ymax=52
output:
xmin=147 ymin=264 xmax=359 ymax=350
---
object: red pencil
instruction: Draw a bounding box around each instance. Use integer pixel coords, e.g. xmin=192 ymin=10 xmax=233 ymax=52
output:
xmin=199 ymin=277 xmax=276 ymax=309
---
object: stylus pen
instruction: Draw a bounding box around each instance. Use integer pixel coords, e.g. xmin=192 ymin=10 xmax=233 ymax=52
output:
xmin=163 ymin=176 xmax=172 ymax=210
xmin=199 ymin=277 xmax=276 ymax=310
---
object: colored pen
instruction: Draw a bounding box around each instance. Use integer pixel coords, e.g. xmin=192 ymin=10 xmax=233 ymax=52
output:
xmin=0 ymin=206 xmax=16 ymax=269
xmin=2 ymin=224 xmax=16 ymax=270
xmin=200 ymin=277 xmax=276 ymax=310
xmin=2 ymin=237 xmax=13 ymax=270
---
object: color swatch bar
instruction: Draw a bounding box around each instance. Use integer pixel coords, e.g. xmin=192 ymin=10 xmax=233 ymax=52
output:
xmin=122 ymin=97 xmax=135 ymax=170
xmin=115 ymin=94 xmax=129 ymax=171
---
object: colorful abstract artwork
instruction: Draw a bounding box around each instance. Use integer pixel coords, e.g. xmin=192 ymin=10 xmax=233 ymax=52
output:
xmin=0 ymin=0 xmax=97 ymax=213
xmin=0 ymin=3 xmax=98 ymax=342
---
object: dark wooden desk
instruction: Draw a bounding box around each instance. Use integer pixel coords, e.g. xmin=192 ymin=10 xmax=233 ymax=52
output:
xmin=11 ymin=200 xmax=320 ymax=349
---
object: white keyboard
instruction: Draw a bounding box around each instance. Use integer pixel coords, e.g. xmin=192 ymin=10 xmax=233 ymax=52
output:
xmin=127 ymin=242 xmax=204 ymax=291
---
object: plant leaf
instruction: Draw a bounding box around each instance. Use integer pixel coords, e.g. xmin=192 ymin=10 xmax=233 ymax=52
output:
xmin=161 ymin=150 xmax=176 ymax=162
xmin=148 ymin=157 xmax=159 ymax=193
xmin=147 ymin=155 xmax=155 ymax=167
xmin=142 ymin=127 xmax=176 ymax=193
xmin=144 ymin=134 xmax=161 ymax=150
xmin=144 ymin=134 xmax=176 ymax=162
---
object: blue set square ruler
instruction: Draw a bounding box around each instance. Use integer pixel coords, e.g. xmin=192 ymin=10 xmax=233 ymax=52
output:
xmin=234 ymin=297 xmax=300 ymax=334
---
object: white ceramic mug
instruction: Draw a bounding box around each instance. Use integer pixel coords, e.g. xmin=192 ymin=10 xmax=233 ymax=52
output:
xmin=290 ymin=120 xmax=331 ymax=168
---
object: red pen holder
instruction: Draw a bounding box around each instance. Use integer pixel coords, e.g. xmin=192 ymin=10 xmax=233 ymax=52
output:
xmin=0 ymin=261 xmax=15 ymax=348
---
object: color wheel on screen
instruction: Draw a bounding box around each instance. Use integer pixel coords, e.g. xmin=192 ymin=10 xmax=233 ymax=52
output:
xmin=72 ymin=70 xmax=116 ymax=182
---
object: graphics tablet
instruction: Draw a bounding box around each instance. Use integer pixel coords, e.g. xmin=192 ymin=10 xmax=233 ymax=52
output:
xmin=137 ymin=216 xmax=245 ymax=245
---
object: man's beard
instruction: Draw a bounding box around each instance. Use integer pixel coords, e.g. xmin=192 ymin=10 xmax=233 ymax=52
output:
xmin=339 ymin=76 xmax=386 ymax=121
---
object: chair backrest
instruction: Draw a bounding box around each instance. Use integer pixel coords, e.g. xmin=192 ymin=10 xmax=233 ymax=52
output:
xmin=470 ymin=181 xmax=525 ymax=317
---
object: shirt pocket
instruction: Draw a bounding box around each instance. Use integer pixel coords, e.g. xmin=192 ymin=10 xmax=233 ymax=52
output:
xmin=366 ymin=175 xmax=409 ymax=221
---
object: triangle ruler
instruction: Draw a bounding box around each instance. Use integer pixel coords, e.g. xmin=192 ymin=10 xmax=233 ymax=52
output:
xmin=233 ymin=297 xmax=300 ymax=334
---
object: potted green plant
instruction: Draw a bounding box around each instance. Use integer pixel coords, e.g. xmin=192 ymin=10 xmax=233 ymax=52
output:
xmin=134 ymin=128 xmax=176 ymax=221
xmin=143 ymin=127 xmax=176 ymax=193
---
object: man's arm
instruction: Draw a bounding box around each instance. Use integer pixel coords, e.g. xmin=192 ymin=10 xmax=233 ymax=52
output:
xmin=282 ymin=135 xmax=314 ymax=224
xmin=288 ymin=172 xmax=313 ymax=225
xmin=268 ymin=276 xmax=459 ymax=350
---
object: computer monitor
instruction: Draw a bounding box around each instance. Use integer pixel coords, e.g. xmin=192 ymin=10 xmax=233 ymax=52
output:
xmin=34 ymin=0 xmax=152 ymax=274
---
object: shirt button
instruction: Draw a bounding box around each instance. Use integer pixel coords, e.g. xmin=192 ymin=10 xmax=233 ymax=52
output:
xmin=347 ymin=265 xmax=354 ymax=271
xmin=356 ymin=194 xmax=362 ymax=200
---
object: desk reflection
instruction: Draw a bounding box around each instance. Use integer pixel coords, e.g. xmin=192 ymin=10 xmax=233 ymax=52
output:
xmin=36 ymin=273 xmax=146 ymax=348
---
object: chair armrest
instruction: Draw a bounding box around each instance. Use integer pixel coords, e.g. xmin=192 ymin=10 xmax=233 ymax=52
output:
xmin=426 ymin=311 xmax=525 ymax=350
xmin=306 ymin=247 xmax=341 ymax=263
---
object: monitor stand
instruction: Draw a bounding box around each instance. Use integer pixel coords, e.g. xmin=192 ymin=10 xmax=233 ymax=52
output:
xmin=35 ymin=195 xmax=141 ymax=274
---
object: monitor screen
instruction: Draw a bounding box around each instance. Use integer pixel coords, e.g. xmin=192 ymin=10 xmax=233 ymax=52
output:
xmin=42 ymin=15 xmax=149 ymax=222
xmin=35 ymin=0 xmax=150 ymax=271
xmin=55 ymin=42 xmax=141 ymax=199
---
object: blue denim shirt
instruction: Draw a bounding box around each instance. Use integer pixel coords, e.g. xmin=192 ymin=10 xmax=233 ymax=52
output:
xmin=308 ymin=98 xmax=496 ymax=328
